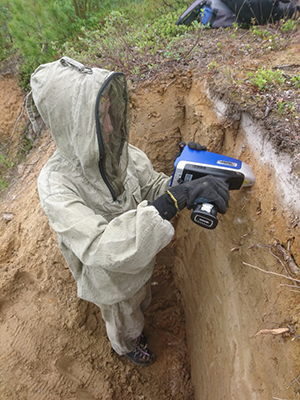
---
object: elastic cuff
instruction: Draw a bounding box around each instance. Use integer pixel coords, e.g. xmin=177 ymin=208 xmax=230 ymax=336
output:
xmin=148 ymin=194 xmax=178 ymax=221
xmin=166 ymin=190 xmax=180 ymax=214
xmin=166 ymin=184 xmax=187 ymax=210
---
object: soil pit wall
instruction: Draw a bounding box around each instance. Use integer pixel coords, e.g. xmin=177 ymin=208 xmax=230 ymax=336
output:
xmin=1 ymin=72 xmax=300 ymax=400
xmin=130 ymin=75 xmax=300 ymax=400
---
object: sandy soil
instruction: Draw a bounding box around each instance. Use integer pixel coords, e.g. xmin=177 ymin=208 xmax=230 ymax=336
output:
xmin=0 ymin=75 xmax=194 ymax=399
xmin=129 ymin=71 xmax=300 ymax=399
xmin=1 ymin=38 xmax=300 ymax=399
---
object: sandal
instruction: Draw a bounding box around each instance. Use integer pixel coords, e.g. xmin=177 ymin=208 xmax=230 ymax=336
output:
xmin=125 ymin=344 xmax=155 ymax=366
xmin=135 ymin=331 xmax=147 ymax=347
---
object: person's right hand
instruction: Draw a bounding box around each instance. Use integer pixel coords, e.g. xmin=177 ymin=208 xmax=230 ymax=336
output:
xmin=167 ymin=175 xmax=229 ymax=214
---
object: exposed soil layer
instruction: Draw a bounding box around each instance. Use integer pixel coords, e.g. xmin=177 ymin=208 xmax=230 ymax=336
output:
xmin=130 ymin=74 xmax=300 ymax=399
xmin=0 ymin=68 xmax=194 ymax=400
xmin=1 ymin=25 xmax=300 ymax=399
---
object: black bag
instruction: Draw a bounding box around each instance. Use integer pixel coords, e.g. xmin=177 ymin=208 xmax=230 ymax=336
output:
xmin=176 ymin=0 xmax=299 ymax=27
xmin=220 ymin=0 xmax=300 ymax=24
xmin=176 ymin=0 xmax=237 ymax=27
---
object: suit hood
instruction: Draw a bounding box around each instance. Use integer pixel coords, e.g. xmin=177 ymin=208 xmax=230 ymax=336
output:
xmin=30 ymin=57 xmax=129 ymax=199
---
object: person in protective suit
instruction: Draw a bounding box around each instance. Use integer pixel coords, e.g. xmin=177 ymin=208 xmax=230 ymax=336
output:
xmin=31 ymin=57 xmax=229 ymax=366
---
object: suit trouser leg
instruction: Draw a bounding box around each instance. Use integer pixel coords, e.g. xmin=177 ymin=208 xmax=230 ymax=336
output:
xmin=99 ymin=280 xmax=152 ymax=355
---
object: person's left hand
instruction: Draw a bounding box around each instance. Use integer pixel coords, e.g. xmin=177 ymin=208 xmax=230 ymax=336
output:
xmin=187 ymin=141 xmax=207 ymax=151
xmin=174 ymin=141 xmax=207 ymax=161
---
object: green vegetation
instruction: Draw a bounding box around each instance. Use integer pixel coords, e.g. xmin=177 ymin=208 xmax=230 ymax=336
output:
xmin=248 ymin=68 xmax=285 ymax=91
xmin=0 ymin=153 xmax=14 ymax=191
xmin=0 ymin=0 xmax=299 ymax=194
xmin=0 ymin=0 xmax=192 ymax=89
xmin=280 ymin=19 xmax=297 ymax=32
xmin=56 ymin=8 xmax=194 ymax=76
xmin=0 ymin=127 xmax=39 ymax=196
xmin=1 ymin=0 xmax=299 ymax=92
xmin=0 ymin=2 xmax=12 ymax=61
xmin=0 ymin=178 xmax=8 ymax=190
xmin=0 ymin=154 xmax=14 ymax=168
xmin=1 ymin=0 xmax=145 ymax=60
xmin=0 ymin=0 xmax=194 ymax=194
xmin=277 ymin=100 xmax=295 ymax=116
xmin=250 ymin=25 xmax=272 ymax=38
xmin=291 ymin=75 xmax=300 ymax=89
xmin=208 ymin=61 xmax=219 ymax=71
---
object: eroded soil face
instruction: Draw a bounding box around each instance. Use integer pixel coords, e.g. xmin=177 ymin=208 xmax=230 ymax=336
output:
xmin=130 ymin=74 xmax=300 ymax=399
xmin=1 ymin=36 xmax=300 ymax=400
xmin=0 ymin=74 xmax=24 ymax=145
xmin=0 ymin=74 xmax=194 ymax=399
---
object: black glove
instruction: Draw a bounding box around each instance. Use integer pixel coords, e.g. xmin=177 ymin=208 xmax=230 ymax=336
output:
xmin=174 ymin=141 xmax=186 ymax=161
xmin=174 ymin=141 xmax=207 ymax=161
xmin=168 ymin=175 xmax=229 ymax=214
xmin=149 ymin=175 xmax=229 ymax=221
xmin=149 ymin=192 xmax=179 ymax=221
xmin=187 ymin=141 xmax=207 ymax=151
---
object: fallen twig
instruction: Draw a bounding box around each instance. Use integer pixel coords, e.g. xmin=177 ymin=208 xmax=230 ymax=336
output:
xmin=273 ymin=64 xmax=300 ymax=70
xmin=287 ymin=371 xmax=300 ymax=389
xmin=273 ymin=240 xmax=300 ymax=279
xmin=163 ymin=78 xmax=176 ymax=92
xmin=183 ymin=29 xmax=202 ymax=60
xmin=254 ymin=327 xmax=290 ymax=337
xmin=255 ymin=243 xmax=289 ymax=276
xmin=242 ymin=262 xmax=300 ymax=284
xmin=280 ymin=283 xmax=300 ymax=291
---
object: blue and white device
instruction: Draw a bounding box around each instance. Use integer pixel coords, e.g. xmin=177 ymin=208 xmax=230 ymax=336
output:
xmin=170 ymin=145 xmax=256 ymax=229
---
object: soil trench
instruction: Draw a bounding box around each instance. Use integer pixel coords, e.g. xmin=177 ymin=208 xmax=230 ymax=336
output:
xmin=1 ymin=72 xmax=300 ymax=400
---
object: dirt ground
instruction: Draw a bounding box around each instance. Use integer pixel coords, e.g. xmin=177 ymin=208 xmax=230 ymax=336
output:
xmin=129 ymin=71 xmax=300 ymax=399
xmin=1 ymin=24 xmax=300 ymax=399
xmin=0 ymin=73 xmax=194 ymax=399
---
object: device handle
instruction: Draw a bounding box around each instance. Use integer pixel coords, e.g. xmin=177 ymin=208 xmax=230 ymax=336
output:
xmin=191 ymin=199 xmax=219 ymax=229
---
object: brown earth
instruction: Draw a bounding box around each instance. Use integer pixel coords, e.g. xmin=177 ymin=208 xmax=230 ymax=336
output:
xmin=0 ymin=70 xmax=194 ymax=400
xmin=130 ymin=72 xmax=300 ymax=399
xmin=1 ymin=23 xmax=300 ymax=400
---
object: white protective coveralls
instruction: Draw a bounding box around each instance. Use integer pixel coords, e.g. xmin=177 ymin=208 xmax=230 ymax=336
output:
xmin=32 ymin=57 xmax=175 ymax=354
